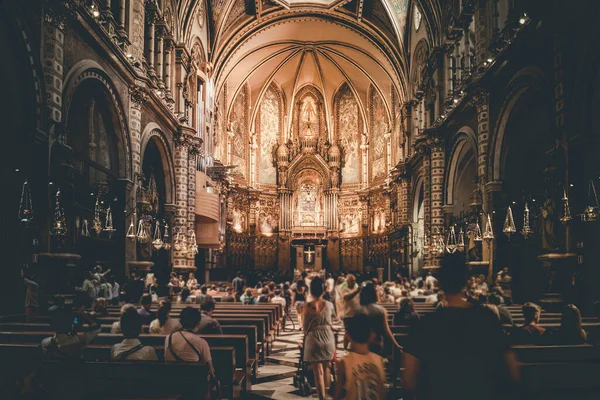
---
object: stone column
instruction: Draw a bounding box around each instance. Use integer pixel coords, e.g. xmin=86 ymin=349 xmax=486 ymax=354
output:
xmin=145 ymin=6 xmax=156 ymax=76
xmin=128 ymin=83 xmax=146 ymax=176
xmin=475 ymin=0 xmax=489 ymax=65
xmin=41 ymin=14 xmax=65 ymax=125
xmin=164 ymin=39 xmax=172 ymax=94
xmin=469 ymin=87 xmax=490 ymax=183
xmin=173 ymin=138 xmax=189 ymax=270
xmin=395 ymin=162 xmax=411 ymax=226
xmin=187 ymin=138 xmax=198 ymax=267
xmin=118 ymin=0 xmax=127 ymax=38
xmin=421 ymin=155 xmax=432 ymax=265
xmin=155 ymin=27 xmax=164 ymax=86
xmin=430 ymin=136 xmax=445 ymax=268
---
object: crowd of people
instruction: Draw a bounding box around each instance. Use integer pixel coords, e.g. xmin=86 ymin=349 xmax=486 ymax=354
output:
xmin=28 ymin=257 xmax=600 ymax=400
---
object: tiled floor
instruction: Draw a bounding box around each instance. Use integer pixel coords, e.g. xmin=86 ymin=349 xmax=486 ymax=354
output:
xmin=248 ymin=311 xmax=344 ymax=399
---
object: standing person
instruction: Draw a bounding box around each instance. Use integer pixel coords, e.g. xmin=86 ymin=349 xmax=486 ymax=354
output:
xmin=22 ymin=267 xmax=39 ymax=322
xmin=294 ymin=279 xmax=308 ymax=330
xmin=109 ymin=275 xmax=120 ymax=305
xmin=333 ymin=276 xmax=346 ymax=319
xmin=326 ymin=273 xmax=335 ymax=298
xmin=232 ymin=272 xmax=245 ymax=301
xmin=341 ymin=275 xmax=360 ymax=348
xmin=334 ymin=314 xmax=386 ymax=400
xmin=186 ymin=273 xmax=198 ymax=291
xmin=149 ymin=300 xmax=181 ymax=334
xmin=167 ymin=272 xmax=182 ymax=296
xmin=78 ymin=271 xmax=96 ymax=306
xmin=303 ymin=277 xmax=336 ymax=400
xmin=356 ymin=282 xmax=401 ymax=355
xmin=402 ymin=253 xmax=520 ymax=400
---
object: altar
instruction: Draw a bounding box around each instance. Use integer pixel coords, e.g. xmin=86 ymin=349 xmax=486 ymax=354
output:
xmin=292 ymin=239 xmax=326 ymax=272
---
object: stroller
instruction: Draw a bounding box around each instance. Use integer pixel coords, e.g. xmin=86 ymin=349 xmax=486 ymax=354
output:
xmin=293 ymin=328 xmax=340 ymax=397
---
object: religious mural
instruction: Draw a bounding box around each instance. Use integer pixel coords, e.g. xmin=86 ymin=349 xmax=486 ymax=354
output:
xmin=339 ymin=195 xmax=362 ymax=236
xmin=259 ymin=85 xmax=280 ymax=185
xmin=370 ymin=88 xmax=389 ymax=182
xmin=231 ymin=208 xmax=247 ymax=233
xmin=300 ymin=95 xmax=319 ymax=138
xmin=231 ymin=85 xmax=247 ymax=179
xmin=336 ymin=84 xmax=360 ymax=184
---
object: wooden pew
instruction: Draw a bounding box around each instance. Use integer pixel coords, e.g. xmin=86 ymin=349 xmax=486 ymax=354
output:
xmin=0 ymin=343 xmax=215 ymax=399
xmin=0 ymin=331 xmax=251 ymax=392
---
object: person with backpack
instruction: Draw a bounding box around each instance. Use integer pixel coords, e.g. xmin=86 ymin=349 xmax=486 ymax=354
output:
xmin=110 ymin=306 xmax=158 ymax=361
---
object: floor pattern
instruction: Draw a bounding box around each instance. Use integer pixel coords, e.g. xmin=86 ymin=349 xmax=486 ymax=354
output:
xmin=248 ymin=311 xmax=345 ymax=399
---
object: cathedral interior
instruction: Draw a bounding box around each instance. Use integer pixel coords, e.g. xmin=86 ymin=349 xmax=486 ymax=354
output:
xmin=2 ymin=0 xmax=600 ymax=397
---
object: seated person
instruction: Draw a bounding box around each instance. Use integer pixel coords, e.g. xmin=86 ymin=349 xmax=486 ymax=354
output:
xmin=165 ymin=308 xmax=217 ymax=379
xmin=221 ymin=287 xmax=235 ymax=302
xmin=42 ymin=299 xmax=101 ymax=359
xmin=335 ymin=314 xmax=386 ymax=400
xmin=111 ymin=303 xmax=135 ymax=334
xmin=195 ymin=286 xmax=214 ymax=306
xmin=544 ymin=304 xmax=587 ymax=345
xmin=150 ymin=300 xmax=181 ymax=334
xmin=207 ymin=285 xmax=220 ymax=296
xmin=138 ymin=294 xmax=156 ymax=325
xmin=240 ymin=288 xmax=256 ymax=305
xmin=393 ymin=298 xmax=420 ymax=326
xmin=257 ymin=287 xmax=270 ymax=303
xmin=198 ymin=301 xmax=223 ymax=334
xmin=179 ymin=287 xmax=193 ymax=304
xmin=489 ymin=293 xmax=513 ymax=326
xmin=510 ymin=302 xmax=545 ymax=344
xmin=111 ymin=306 xmax=158 ymax=361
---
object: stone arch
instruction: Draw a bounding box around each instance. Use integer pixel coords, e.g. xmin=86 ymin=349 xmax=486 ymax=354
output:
xmin=63 ymin=61 xmax=132 ymax=180
xmin=140 ymin=123 xmax=176 ymax=204
xmin=491 ymin=67 xmax=545 ymax=182
xmin=445 ymin=126 xmax=477 ymax=208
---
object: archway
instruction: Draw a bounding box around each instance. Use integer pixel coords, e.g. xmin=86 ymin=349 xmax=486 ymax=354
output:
xmin=495 ymin=77 xmax=555 ymax=303
xmin=0 ymin=14 xmax=43 ymax=313
xmin=60 ymin=77 xmax=127 ymax=279
xmin=140 ymin=135 xmax=172 ymax=292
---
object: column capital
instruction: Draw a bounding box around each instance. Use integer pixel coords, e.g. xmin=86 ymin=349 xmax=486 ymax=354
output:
xmin=485 ymin=180 xmax=503 ymax=194
xmin=129 ymin=83 xmax=149 ymax=105
xmin=467 ymin=85 xmax=489 ymax=112
xmin=414 ymin=127 xmax=445 ymax=155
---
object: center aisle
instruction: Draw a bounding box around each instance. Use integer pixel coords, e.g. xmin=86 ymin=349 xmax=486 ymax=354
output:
xmin=248 ymin=309 xmax=344 ymax=399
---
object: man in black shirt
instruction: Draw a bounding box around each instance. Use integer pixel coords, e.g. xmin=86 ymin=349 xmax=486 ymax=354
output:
xmin=232 ymin=272 xmax=245 ymax=300
xmin=403 ymin=254 xmax=520 ymax=400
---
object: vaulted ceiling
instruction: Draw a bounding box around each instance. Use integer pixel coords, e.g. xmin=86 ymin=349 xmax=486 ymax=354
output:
xmin=177 ymin=0 xmax=430 ymax=126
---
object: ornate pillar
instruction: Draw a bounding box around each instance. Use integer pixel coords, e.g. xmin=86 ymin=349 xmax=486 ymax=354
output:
xmin=42 ymin=6 xmax=67 ymax=125
xmin=173 ymin=130 xmax=190 ymax=270
xmin=360 ymin=132 xmax=369 ymax=189
xmin=401 ymin=102 xmax=413 ymax=157
xmin=187 ymin=133 xmax=200 ymax=267
xmin=475 ymin=0 xmax=489 ymax=65
xmin=469 ymin=87 xmax=490 ymax=184
xmin=429 ymin=131 xmax=445 ymax=268
xmin=128 ymin=83 xmax=147 ymax=176
xmin=395 ymin=162 xmax=412 ymax=226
